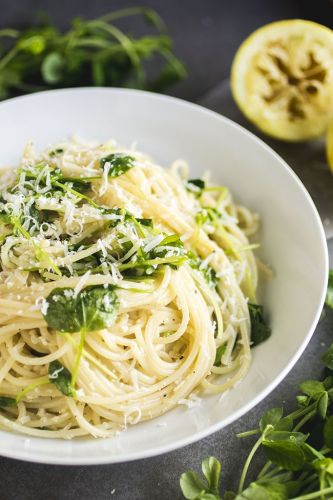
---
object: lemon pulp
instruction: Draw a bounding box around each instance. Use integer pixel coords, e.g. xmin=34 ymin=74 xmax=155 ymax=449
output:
xmin=231 ymin=20 xmax=333 ymax=141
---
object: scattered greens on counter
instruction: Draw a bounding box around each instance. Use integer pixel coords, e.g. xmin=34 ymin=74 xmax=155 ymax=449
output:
xmin=0 ymin=7 xmax=186 ymax=100
xmin=180 ymin=276 xmax=333 ymax=500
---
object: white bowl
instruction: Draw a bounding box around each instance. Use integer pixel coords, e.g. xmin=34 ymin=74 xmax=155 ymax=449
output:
xmin=0 ymin=88 xmax=328 ymax=464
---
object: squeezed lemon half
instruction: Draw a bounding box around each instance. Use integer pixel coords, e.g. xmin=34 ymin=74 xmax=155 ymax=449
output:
xmin=231 ymin=20 xmax=333 ymax=141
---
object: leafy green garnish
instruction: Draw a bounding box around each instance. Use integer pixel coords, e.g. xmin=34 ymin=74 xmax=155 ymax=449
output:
xmin=214 ymin=344 xmax=227 ymax=367
xmin=44 ymin=285 xmax=119 ymax=390
xmin=259 ymin=407 xmax=283 ymax=432
xmin=149 ymin=234 xmax=185 ymax=259
xmin=48 ymin=360 xmax=75 ymax=397
xmin=324 ymin=416 xmax=333 ymax=449
xmin=79 ymin=285 xmax=119 ymax=331
xmin=322 ymin=344 xmax=333 ymax=370
xmin=49 ymin=148 xmax=64 ymax=157
xmin=299 ymin=380 xmax=326 ymax=398
xmin=44 ymin=288 xmax=82 ymax=333
xmin=136 ymin=218 xmax=154 ymax=228
xmin=44 ymin=285 xmax=119 ymax=333
xmin=9 ymin=215 xmax=61 ymax=276
xmin=1 ymin=155 xmax=190 ymax=283
xmin=189 ymin=256 xmax=218 ymax=289
xmin=237 ymin=482 xmax=288 ymax=499
xmin=195 ymin=207 xmax=221 ymax=228
xmin=179 ymin=338 xmax=333 ymax=500
xmin=325 ymin=270 xmax=333 ymax=309
xmin=262 ymin=439 xmax=305 ymax=471
xmin=180 ymin=457 xmax=222 ymax=499
xmin=100 ymin=153 xmax=135 ymax=178
xmin=248 ymin=304 xmax=271 ymax=347
xmin=0 ymin=396 xmax=17 ymax=407
xmin=186 ymin=179 xmax=206 ymax=197
xmin=0 ymin=8 xmax=186 ymax=101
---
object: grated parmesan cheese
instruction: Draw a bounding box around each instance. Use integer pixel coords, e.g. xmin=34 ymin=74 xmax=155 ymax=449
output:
xmin=73 ymin=271 xmax=91 ymax=298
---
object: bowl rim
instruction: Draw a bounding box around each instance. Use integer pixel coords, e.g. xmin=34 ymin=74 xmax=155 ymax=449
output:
xmin=0 ymin=87 xmax=328 ymax=465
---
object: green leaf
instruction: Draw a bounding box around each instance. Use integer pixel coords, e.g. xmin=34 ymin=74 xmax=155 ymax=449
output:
xmin=263 ymin=431 xmax=307 ymax=444
xmin=189 ymin=256 xmax=218 ymax=289
xmin=188 ymin=179 xmax=205 ymax=190
xmin=236 ymin=482 xmax=288 ymax=500
xmin=312 ymin=457 xmax=333 ymax=475
xmin=180 ymin=471 xmax=206 ymax=499
xmin=0 ymin=10 xmax=186 ymax=101
xmin=323 ymin=343 xmax=333 ymax=370
xmin=158 ymin=234 xmax=184 ymax=248
xmin=324 ymin=415 xmax=333 ymax=449
xmin=325 ymin=270 xmax=333 ymax=308
xmin=324 ymin=375 xmax=333 ymax=390
xmin=49 ymin=148 xmax=64 ymax=157
xmin=100 ymin=153 xmax=135 ymax=178
xmin=201 ymin=457 xmax=221 ymax=494
xmin=262 ymin=440 xmax=305 ymax=471
xmin=78 ymin=285 xmax=119 ymax=331
xmin=317 ymin=391 xmax=329 ymax=419
xmin=274 ymin=416 xmax=293 ymax=432
xmin=142 ymin=8 xmax=166 ymax=31
xmin=284 ymin=480 xmax=302 ymax=497
xmin=44 ymin=285 xmax=119 ymax=333
xmin=301 ymin=442 xmax=325 ymax=461
xmin=136 ymin=218 xmax=154 ymax=228
xmin=48 ymin=360 xmax=75 ymax=397
xmin=214 ymin=345 xmax=227 ymax=367
xmin=296 ymin=395 xmax=309 ymax=407
xmin=248 ymin=304 xmax=271 ymax=347
xmin=0 ymin=396 xmax=17 ymax=407
xmin=44 ymin=287 xmax=83 ymax=333
xmin=17 ymin=35 xmax=46 ymax=54
xmin=41 ymin=52 xmax=64 ymax=84
xmin=259 ymin=408 xmax=283 ymax=432
xmin=187 ymin=178 xmax=205 ymax=196
xmin=299 ymin=380 xmax=325 ymax=398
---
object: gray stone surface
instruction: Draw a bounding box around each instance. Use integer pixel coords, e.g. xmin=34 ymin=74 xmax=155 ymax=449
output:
xmin=0 ymin=1 xmax=332 ymax=499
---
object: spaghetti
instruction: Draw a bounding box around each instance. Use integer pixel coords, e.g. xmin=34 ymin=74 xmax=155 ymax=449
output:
xmin=0 ymin=137 xmax=263 ymax=438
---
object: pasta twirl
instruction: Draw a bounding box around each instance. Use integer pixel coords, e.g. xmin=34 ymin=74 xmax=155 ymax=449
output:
xmin=0 ymin=137 xmax=262 ymax=438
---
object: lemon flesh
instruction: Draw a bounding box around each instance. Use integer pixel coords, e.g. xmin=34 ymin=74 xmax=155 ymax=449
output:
xmin=231 ymin=20 xmax=333 ymax=141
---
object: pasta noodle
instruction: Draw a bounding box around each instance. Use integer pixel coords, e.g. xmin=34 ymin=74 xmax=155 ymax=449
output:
xmin=0 ymin=137 xmax=261 ymax=438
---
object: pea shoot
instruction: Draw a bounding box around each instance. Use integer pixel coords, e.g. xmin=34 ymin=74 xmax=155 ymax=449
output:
xmin=0 ymin=8 xmax=186 ymax=100
xmin=180 ymin=339 xmax=333 ymax=500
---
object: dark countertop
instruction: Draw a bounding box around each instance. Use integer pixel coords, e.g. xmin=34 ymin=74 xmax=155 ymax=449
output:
xmin=0 ymin=1 xmax=333 ymax=499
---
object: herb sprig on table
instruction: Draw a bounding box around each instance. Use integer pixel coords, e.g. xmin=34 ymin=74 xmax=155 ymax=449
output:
xmin=0 ymin=7 xmax=186 ymax=100
xmin=179 ymin=276 xmax=333 ymax=500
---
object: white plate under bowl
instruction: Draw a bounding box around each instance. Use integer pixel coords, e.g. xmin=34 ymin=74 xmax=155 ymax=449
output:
xmin=0 ymin=88 xmax=328 ymax=465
